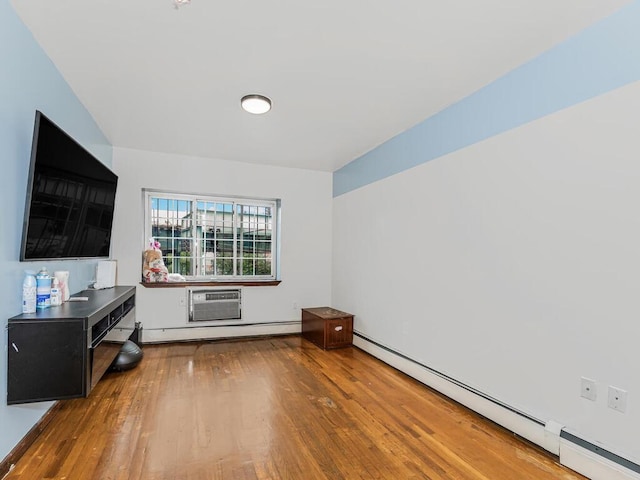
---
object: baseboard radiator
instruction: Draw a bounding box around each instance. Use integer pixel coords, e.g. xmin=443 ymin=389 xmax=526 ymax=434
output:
xmin=188 ymin=289 xmax=241 ymax=322
xmin=353 ymin=331 xmax=640 ymax=480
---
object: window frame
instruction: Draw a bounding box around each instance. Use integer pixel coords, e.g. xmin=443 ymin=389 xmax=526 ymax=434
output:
xmin=143 ymin=189 xmax=281 ymax=283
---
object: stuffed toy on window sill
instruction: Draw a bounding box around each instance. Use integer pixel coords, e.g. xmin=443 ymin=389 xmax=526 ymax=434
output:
xmin=142 ymin=248 xmax=169 ymax=283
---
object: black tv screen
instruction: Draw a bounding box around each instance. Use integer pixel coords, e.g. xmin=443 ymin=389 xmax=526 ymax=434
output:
xmin=20 ymin=111 xmax=118 ymax=261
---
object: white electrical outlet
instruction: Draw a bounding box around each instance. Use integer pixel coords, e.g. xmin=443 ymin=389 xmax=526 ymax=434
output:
xmin=580 ymin=377 xmax=597 ymax=401
xmin=292 ymin=301 xmax=298 ymax=310
xmin=608 ymin=386 xmax=628 ymax=413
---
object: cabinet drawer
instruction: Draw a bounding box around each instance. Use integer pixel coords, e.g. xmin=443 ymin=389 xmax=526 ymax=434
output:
xmin=325 ymin=318 xmax=353 ymax=348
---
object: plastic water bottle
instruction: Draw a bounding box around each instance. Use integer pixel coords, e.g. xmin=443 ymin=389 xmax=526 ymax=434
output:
xmin=22 ymin=270 xmax=37 ymax=314
xmin=50 ymin=277 xmax=62 ymax=307
xmin=36 ymin=267 xmax=51 ymax=309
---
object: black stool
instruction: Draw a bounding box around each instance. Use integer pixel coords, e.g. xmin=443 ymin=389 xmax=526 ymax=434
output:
xmin=110 ymin=339 xmax=143 ymax=371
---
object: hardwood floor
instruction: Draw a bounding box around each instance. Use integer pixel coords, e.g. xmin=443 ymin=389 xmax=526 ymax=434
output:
xmin=5 ymin=336 xmax=585 ymax=480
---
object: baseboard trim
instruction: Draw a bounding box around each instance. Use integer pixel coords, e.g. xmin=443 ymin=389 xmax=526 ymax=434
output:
xmin=143 ymin=320 xmax=301 ymax=343
xmin=559 ymin=431 xmax=640 ymax=480
xmin=0 ymin=402 xmax=61 ymax=479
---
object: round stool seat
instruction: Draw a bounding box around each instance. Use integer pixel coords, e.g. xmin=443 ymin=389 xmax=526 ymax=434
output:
xmin=110 ymin=339 xmax=143 ymax=371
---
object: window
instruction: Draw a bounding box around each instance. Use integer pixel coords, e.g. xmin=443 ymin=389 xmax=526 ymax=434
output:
xmin=144 ymin=191 xmax=280 ymax=281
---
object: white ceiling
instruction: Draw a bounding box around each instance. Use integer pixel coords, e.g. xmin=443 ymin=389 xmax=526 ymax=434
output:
xmin=11 ymin=0 xmax=630 ymax=172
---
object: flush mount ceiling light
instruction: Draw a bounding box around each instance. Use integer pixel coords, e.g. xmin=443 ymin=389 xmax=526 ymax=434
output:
xmin=241 ymin=94 xmax=272 ymax=115
xmin=173 ymin=0 xmax=190 ymax=9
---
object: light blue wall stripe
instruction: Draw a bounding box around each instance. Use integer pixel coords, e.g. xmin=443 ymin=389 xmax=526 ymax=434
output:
xmin=334 ymin=1 xmax=640 ymax=197
xmin=1 ymin=0 xmax=113 ymax=462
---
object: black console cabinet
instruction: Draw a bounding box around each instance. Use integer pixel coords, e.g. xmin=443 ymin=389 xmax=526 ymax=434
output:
xmin=7 ymin=286 xmax=136 ymax=404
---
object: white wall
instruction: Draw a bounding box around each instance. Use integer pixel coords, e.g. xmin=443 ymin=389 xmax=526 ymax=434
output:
xmin=111 ymin=147 xmax=332 ymax=342
xmin=333 ymin=80 xmax=640 ymax=463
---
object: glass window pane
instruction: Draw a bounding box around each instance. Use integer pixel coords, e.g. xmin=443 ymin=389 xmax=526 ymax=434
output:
xmin=147 ymin=193 xmax=276 ymax=280
xmin=218 ymin=241 xmax=234 ymax=257
xmin=255 ymin=259 xmax=271 ymax=276
xmin=168 ymin=239 xmax=192 ymax=276
xmin=200 ymin=252 xmax=215 ymax=275
xmin=255 ymin=241 xmax=271 ymax=255
xmin=239 ymin=258 xmax=254 ymax=276
xmin=217 ymin=259 xmax=234 ymax=276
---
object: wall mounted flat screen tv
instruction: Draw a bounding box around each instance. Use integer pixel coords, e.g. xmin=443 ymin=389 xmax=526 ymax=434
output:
xmin=20 ymin=111 xmax=118 ymax=261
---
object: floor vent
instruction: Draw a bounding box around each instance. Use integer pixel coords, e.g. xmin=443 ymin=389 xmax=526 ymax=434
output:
xmin=188 ymin=289 xmax=241 ymax=322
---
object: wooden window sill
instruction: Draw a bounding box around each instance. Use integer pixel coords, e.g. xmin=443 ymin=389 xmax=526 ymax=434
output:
xmin=140 ymin=280 xmax=281 ymax=288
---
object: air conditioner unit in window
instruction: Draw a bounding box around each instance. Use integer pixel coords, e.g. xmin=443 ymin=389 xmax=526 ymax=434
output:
xmin=188 ymin=289 xmax=241 ymax=322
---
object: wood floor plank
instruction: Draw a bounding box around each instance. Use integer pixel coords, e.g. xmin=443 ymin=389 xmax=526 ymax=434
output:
xmin=5 ymin=336 xmax=585 ymax=480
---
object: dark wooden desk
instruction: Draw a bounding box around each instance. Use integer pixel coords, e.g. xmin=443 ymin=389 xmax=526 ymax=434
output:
xmin=7 ymin=286 xmax=136 ymax=404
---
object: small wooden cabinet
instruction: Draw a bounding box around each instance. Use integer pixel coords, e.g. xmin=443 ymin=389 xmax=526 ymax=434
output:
xmin=302 ymin=307 xmax=353 ymax=349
